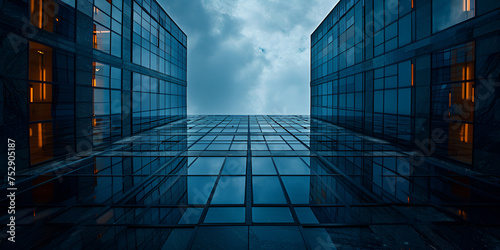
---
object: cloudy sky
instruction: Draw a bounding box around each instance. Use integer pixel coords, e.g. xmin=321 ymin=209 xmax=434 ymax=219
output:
xmin=159 ymin=0 xmax=337 ymax=115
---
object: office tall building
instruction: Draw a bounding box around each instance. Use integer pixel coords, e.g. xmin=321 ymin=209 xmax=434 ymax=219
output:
xmin=311 ymin=0 xmax=500 ymax=175
xmin=0 ymin=0 xmax=187 ymax=171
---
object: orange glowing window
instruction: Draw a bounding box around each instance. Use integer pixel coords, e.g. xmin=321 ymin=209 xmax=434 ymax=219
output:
xmin=465 ymin=124 xmax=469 ymax=143
xmin=463 ymin=0 xmax=471 ymax=11
xmin=38 ymin=123 xmax=43 ymax=148
xmin=92 ymin=62 xmax=96 ymax=87
xmin=93 ymin=24 xmax=98 ymax=49
xmin=411 ymin=0 xmax=414 ymax=9
xmin=411 ymin=63 xmax=414 ymax=86
xmin=30 ymin=0 xmax=57 ymax=32
xmin=30 ymin=86 xmax=34 ymax=102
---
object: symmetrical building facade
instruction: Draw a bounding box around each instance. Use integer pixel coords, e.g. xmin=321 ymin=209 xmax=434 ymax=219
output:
xmin=0 ymin=0 xmax=187 ymax=171
xmin=311 ymin=0 xmax=500 ymax=175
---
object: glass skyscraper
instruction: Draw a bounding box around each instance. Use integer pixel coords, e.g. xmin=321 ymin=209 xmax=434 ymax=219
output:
xmin=0 ymin=0 xmax=187 ymax=171
xmin=311 ymin=0 xmax=500 ymax=175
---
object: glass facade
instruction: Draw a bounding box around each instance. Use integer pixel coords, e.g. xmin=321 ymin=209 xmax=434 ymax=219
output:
xmin=432 ymin=0 xmax=475 ymax=33
xmin=92 ymin=62 xmax=122 ymax=146
xmin=28 ymin=41 xmax=75 ymax=165
xmin=92 ymin=0 xmax=122 ymax=57
xmin=132 ymin=72 xmax=187 ymax=134
xmin=132 ymin=0 xmax=187 ymax=80
xmin=2 ymin=116 xmax=500 ymax=248
xmin=30 ymin=0 xmax=76 ymax=40
xmin=431 ymin=42 xmax=475 ymax=164
xmin=0 ymin=0 xmax=187 ymax=168
xmin=311 ymin=0 xmax=498 ymax=168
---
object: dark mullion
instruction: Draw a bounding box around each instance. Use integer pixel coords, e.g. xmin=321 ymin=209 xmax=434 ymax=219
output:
xmin=246 ymin=115 xmax=252 ymax=225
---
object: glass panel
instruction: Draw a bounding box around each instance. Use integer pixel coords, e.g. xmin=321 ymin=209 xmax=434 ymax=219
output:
xmin=294 ymin=207 xmax=319 ymax=224
xmin=211 ymin=177 xmax=245 ymax=204
xmin=433 ymin=0 xmax=475 ymax=33
xmin=252 ymin=176 xmax=286 ymax=204
xmin=252 ymin=157 xmax=276 ymax=175
xmin=94 ymin=23 xmax=111 ymax=53
xmin=221 ymin=157 xmax=246 ymax=175
xmin=207 ymin=143 xmax=230 ymax=150
xmin=29 ymin=122 xmax=53 ymax=164
xmin=204 ymin=208 xmax=245 ymax=223
xmin=252 ymin=207 xmax=294 ymax=223
xmin=188 ymin=157 xmax=225 ymax=175
xmin=29 ymin=42 xmax=53 ymax=82
xmin=187 ymin=177 xmax=217 ymax=204
xmin=274 ymin=157 xmax=311 ymax=175
xmin=178 ymin=208 xmax=203 ymax=224
xmin=282 ymin=176 xmax=311 ymax=204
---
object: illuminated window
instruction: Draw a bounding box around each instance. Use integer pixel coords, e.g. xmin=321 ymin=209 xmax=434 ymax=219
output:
xmin=29 ymin=42 xmax=54 ymax=164
xmin=432 ymin=42 xmax=475 ymax=164
xmin=30 ymin=0 xmax=75 ymax=39
xmin=28 ymin=42 xmax=75 ymax=165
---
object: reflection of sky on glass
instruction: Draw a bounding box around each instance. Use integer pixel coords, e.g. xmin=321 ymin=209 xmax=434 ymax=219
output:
xmin=253 ymin=176 xmax=286 ymax=204
xmin=204 ymin=207 xmax=245 ymax=223
xmin=211 ymin=176 xmax=245 ymax=204
xmin=252 ymin=157 xmax=276 ymax=175
xmin=221 ymin=157 xmax=246 ymax=175
xmin=188 ymin=157 xmax=225 ymax=175
xmin=274 ymin=157 xmax=311 ymax=175
xmin=282 ymin=176 xmax=311 ymax=204
xmin=432 ymin=0 xmax=475 ymax=32
xmin=187 ymin=176 xmax=217 ymax=204
xmin=252 ymin=207 xmax=294 ymax=223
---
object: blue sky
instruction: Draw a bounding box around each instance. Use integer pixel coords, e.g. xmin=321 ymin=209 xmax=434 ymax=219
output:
xmin=159 ymin=0 xmax=337 ymax=115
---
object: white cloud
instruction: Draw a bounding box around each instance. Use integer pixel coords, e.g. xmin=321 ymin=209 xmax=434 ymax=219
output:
xmin=161 ymin=0 xmax=337 ymax=114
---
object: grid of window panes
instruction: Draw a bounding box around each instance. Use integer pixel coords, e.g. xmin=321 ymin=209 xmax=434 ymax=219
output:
xmin=28 ymin=41 xmax=75 ymax=165
xmin=132 ymin=0 xmax=187 ymax=81
xmin=373 ymin=61 xmax=413 ymax=142
xmin=29 ymin=0 xmax=76 ymax=40
xmin=131 ymin=72 xmax=187 ymax=134
xmin=372 ymin=0 xmax=413 ymax=57
xmin=92 ymin=62 xmax=122 ymax=146
xmin=431 ymin=42 xmax=475 ymax=164
xmin=11 ymin=115 xmax=500 ymax=248
xmin=92 ymin=0 xmax=122 ymax=57
xmin=311 ymin=0 xmax=364 ymax=81
xmin=312 ymin=74 xmax=364 ymax=129
xmin=311 ymin=0 xmax=414 ymax=135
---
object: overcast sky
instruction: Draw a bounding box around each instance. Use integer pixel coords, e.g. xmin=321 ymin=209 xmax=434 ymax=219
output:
xmin=159 ymin=0 xmax=337 ymax=115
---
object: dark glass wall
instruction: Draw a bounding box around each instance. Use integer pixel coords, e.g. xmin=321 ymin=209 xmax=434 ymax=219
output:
xmin=311 ymin=0 xmax=500 ymax=175
xmin=0 ymin=0 xmax=187 ymax=170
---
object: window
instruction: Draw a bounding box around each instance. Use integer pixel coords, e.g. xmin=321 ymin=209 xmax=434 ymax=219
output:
xmin=92 ymin=0 xmax=122 ymax=57
xmin=432 ymin=0 xmax=475 ymax=33
xmin=431 ymin=42 xmax=475 ymax=164
xmin=92 ymin=62 xmax=122 ymax=146
xmin=373 ymin=61 xmax=414 ymax=141
xmin=29 ymin=42 xmax=75 ymax=165
xmin=132 ymin=2 xmax=187 ymax=80
xmin=132 ymin=72 xmax=186 ymax=134
xmin=30 ymin=0 xmax=75 ymax=39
